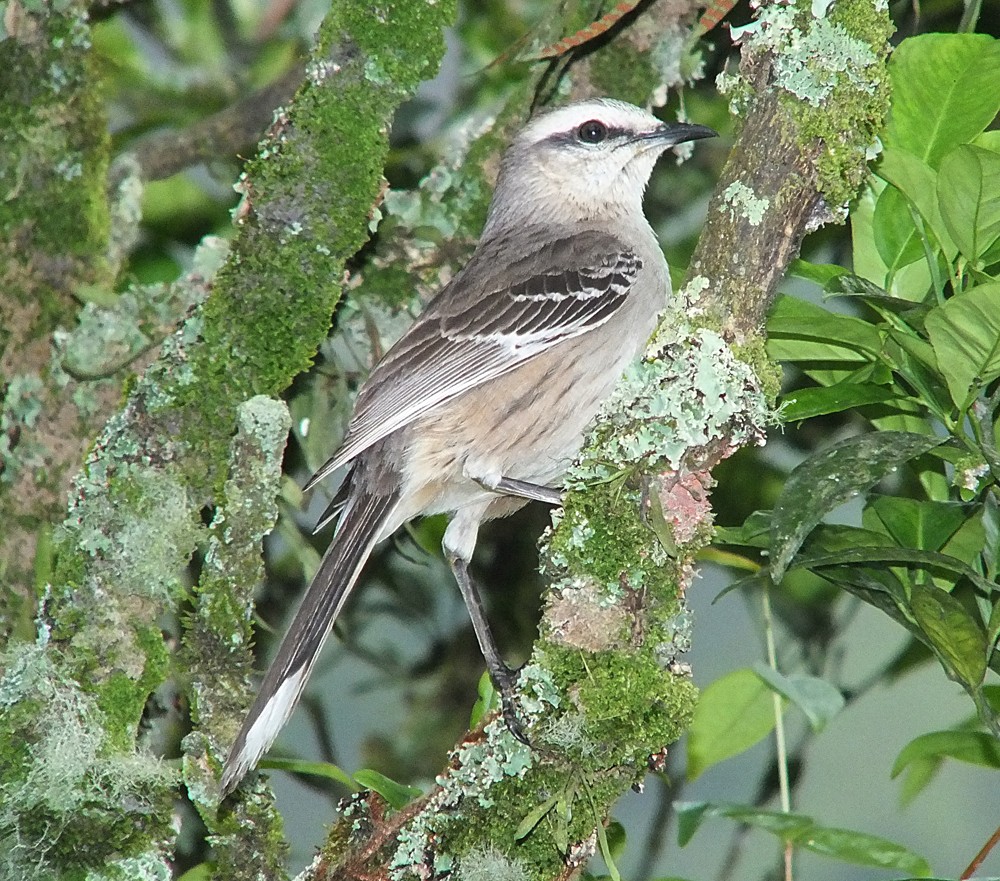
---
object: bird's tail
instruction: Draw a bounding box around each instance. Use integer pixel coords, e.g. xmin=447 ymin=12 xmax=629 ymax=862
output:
xmin=220 ymin=478 xmax=399 ymax=797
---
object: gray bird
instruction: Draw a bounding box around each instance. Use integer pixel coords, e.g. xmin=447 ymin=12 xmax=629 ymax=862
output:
xmin=221 ymin=98 xmax=715 ymax=797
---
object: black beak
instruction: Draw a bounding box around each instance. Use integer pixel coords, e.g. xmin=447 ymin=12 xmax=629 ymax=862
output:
xmin=638 ymin=122 xmax=718 ymax=147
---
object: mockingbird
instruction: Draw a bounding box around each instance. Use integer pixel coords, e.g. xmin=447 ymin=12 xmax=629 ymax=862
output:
xmin=221 ymin=98 xmax=715 ymax=797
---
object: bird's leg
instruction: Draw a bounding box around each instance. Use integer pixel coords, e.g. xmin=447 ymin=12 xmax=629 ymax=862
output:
xmin=446 ymin=551 xmax=529 ymax=744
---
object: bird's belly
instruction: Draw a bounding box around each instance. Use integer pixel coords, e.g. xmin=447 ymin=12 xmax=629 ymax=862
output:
xmin=397 ymin=315 xmax=653 ymax=518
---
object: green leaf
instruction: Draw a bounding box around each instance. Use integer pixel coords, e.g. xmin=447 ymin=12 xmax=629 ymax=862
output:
xmin=800 ymin=825 xmax=931 ymax=875
xmin=892 ymin=730 xmax=1000 ymax=777
xmin=885 ymin=33 xmax=1000 ymax=167
xmin=604 ymin=820 xmax=627 ymax=861
xmin=176 ymin=865 xmax=212 ymax=881
xmin=988 ymin=600 xmax=1000 ymax=655
xmin=866 ymin=497 xmax=971 ymax=552
xmin=595 ymin=817 xmax=622 ymax=881
xmin=752 ymin=665 xmax=845 ymax=731
xmin=675 ymin=803 xmax=930 ymax=875
xmin=259 ymin=757 xmax=357 ymax=790
xmin=770 ymin=432 xmax=942 ymax=582
xmin=824 ymin=272 xmax=923 ymax=311
xmin=780 ymin=382 xmax=899 ymax=421
xmin=938 ymin=145 xmax=1000 ymax=263
xmin=876 ymin=148 xmax=957 ymax=258
xmin=898 ymin=753 xmax=942 ymax=806
xmin=715 ymin=805 xmax=814 ymax=839
xmin=686 ymin=668 xmax=780 ymax=781
xmin=514 ymin=793 xmax=559 ymax=841
xmin=873 ymin=185 xmax=924 ymax=274
xmin=767 ymin=294 xmax=883 ymax=354
xmin=713 ymin=510 xmax=772 ymax=548
xmin=795 ymin=546 xmax=989 ymax=590
xmin=470 ymin=670 xmax=497 ymax=729
xmin=352 ymin=769 xmax=423 ymax=809
xmin=787 ymin=259 xmax=848 ymax=286
xmin=925 ymin=283 xmax=1000 ymax=410
xmin=675 ymin=802 xmax=813 ymax=847
xmin=910 ymin=582 xmax=988 ymax=690
xmin=675 ymin=801 xmax=713 ymax=846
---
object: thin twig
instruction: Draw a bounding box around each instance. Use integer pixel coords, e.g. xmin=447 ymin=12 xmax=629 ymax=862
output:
xmin=961 ymin=822 xmax=1000 ymax=880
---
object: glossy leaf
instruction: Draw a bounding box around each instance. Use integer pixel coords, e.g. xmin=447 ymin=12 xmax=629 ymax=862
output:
xmin=873 ymin=185 xmax=924 ymax=274
xmin=675 ymin=803 xmax=930 ymax=874
xmin=866 ymin=497 xmax=972 ymax=553
xmin=877 ymin=147 xmax=957 ymax=258
xmin=892 ymin=730 xmax=1000 ymax=777
xmin=770 ymin=432 xmax=942 ymax=582
xmin=686 ymin=668 xmax=779 ymax=781
xmin=260 ymin=757 xmax=357 ymax=790
xmin=793 ymin=546 xmax=988 ymax=590
xmin=675 ymin=801 xmax=811 ymax=847
xmin=780 ymin=382 xmax=898 ymax=422
xmin=801 ymin=826 xmax=930 ymax=875
xmin=885 ymin=33 xmax=1000 ymax=167
xmin=788 ymin=259 xmax=848 ymax=286
xmin=910 ymin=582 xmax=988 ymax=690
xmin=938 ymin=145 xmax=1000 ymax=263
xmin=897 ymin=753 xmax=942 ymax=806
xmin=752 ymin=665 xmax=845 ymax=731
xmin=924 ymin=283 xmax=1000 ymax=409
xmin=767 ymin=294 xmax=883 ymax=354
xmin=824 ymin=272 xmax=924 ymax=311
xmin=352 ymin=768 xmax=423 ymax=809
xmin=988 ymin=600 xmax=1000 ymax=655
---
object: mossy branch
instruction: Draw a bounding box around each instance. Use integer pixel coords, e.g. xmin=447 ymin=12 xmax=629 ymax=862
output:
xmin=0 ymin=0 xmax=454 ymax=877
xmin=0 ymin=0 xmax=115 ymax=612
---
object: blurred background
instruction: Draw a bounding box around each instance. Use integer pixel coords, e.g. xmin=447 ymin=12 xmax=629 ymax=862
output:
xmin=88 ymin=0 xmax=1000 ymax=877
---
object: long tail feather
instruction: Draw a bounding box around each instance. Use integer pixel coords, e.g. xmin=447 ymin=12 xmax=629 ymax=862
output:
xmin=221 ymin=481 xmax=399 ymax=797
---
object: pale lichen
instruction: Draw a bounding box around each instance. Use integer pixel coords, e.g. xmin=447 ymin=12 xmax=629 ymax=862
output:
xmin=0 ymin=635 xmax=176 ymax=880
xmin=570 ymin=329 xmax=768 ymax=482
xmin=721 ymin=181 xmax=770 ymax=226
xmin=457 ymin=845 xmax=530 ymax=881
xmin=731 ymin=4 xmax=877 ymax=108
xmin=387 ymin=673 xmax=559 ymax=880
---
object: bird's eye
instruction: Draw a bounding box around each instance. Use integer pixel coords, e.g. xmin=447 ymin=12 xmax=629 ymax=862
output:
xmin=576 ymin=120 xmax=608 ymax=144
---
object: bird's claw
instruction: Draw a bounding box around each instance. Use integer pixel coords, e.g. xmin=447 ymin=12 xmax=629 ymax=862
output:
xmin=492 ymin=663 xmax=531 ymax=746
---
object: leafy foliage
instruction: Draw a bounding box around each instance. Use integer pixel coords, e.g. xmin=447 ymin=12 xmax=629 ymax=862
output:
xmin=703 ymin=30 xmax=1000 ymax=877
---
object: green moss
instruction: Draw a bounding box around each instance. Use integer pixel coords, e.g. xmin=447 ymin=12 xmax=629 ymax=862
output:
xmin=548 ymin=482 xmax=659 ymax=591
xmin=0 ymin=5 xmax=112 ymax=287
xmin=0 ymin=642 xmax=176 ymax=880
xmin=732 ymin=337 xmax=782 ymax=402
xmin=576 ymin=654 xmax=695 ymax=752
xmin=734 ymin=0 xmax=892 ymax=208
xmin=96 ymin=673 xmax=142 ymax=752
xmin=589 ymin=43 xmax=657 ymax=107
xmin=95 ymin=633 xmax=169 ymax=756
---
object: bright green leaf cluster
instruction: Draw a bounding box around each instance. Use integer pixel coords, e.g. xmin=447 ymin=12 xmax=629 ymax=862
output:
xmin=711 ymin=32 xmax=1000 ymax=846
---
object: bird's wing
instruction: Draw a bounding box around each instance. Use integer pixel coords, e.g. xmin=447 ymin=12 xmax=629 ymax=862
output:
xmin=306 ymin=227 xmax=643 ymax=488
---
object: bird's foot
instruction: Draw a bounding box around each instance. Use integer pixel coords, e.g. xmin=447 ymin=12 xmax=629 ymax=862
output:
xmin=490 ymin=661 xmax=531 ymax=746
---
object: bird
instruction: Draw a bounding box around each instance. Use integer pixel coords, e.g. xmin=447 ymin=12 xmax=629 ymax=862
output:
xmin=220 ymin=97 xmax=716 ymax=797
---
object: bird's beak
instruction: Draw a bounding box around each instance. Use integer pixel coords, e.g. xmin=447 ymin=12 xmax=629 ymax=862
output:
xmin=636 ymin=122 xmax=718 ymax=148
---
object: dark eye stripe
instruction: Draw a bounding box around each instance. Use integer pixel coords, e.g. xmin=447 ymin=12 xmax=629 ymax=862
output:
xmin=542 ymin=125 xmax=631 ymax=147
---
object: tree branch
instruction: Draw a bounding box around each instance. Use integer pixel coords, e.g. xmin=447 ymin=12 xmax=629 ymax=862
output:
xmin=0 ymin=1 xmax=455 ymax=877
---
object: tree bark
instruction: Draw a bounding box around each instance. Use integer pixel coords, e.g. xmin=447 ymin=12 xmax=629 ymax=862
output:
xmin=0 ymin=1 xmax=455 ymax=877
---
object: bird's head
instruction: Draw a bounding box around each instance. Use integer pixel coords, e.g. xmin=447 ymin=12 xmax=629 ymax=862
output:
xmin=485 ymin=98 xmax=716 ymax=235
